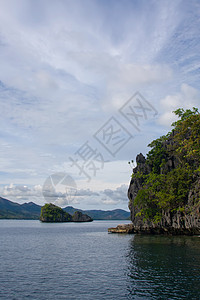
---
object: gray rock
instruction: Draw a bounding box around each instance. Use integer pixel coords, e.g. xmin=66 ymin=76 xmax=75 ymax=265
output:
xmin=72 ymin=211 xmax=93 ymax=222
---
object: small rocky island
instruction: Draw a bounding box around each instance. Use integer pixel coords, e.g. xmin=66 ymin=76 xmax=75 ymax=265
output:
xmin=109 ymin=108 xmax=200 ymax=235
xmin=40 ymin=203 xmax=93 ymax=222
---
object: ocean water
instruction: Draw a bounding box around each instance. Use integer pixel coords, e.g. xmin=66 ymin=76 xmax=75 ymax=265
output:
xmin=0 ymin=220 xmax=200 ymax=300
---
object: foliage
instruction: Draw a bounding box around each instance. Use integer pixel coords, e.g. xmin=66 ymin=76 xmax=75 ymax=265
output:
xmin=147 ymin=135 xmax=168 ymax=173
xmin=171 ymin=107 xmax=199 ymax=127
xmin=173 ymin=109 xmax=200 ymax=163
xmin=131 ymin=108 xmax=200 ymax=223
xmin=40 ymin=203 xmax=72 ymax=222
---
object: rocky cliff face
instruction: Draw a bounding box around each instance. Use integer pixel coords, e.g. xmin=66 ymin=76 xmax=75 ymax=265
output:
xmin=108 ymin=109 xmax=200 ymax=235
xmin=128 ymin=152 xmax=200 ymax=235
xmin=72 ymin=211 xmax=93 ymax=222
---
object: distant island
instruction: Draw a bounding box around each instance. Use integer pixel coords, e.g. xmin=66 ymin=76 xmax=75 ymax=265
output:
xmin=0 ymin=197 xmax=130 ymax=220
xmin=40 ymin=203 xmax=93 ymax=222
xmin=110 ymin=108 xmax=200 ymax=235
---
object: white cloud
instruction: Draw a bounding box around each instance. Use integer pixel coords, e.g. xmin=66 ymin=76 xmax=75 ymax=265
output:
xmin=158 ymin=84 xmax=200 ymax=127
xmin=1 ymin=183 xmax=43 ymax=203
xmin=0 ymin=182 xmax=129 ymax=210
xmin=102 ymin=184 xmax=128 ymax=202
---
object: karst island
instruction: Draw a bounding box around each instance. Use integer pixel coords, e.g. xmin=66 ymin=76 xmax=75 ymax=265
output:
xmin=40 ymin=203 xmax=93 ymax=222
xmin=109 ymin=108 xmax=200 ymax=235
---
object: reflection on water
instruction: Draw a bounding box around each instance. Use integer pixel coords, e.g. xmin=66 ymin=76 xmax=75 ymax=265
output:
xmin=126 ymin=235 xmax=200 ymax=299
xmin=0 ymin=221 xmax=200 ymax=300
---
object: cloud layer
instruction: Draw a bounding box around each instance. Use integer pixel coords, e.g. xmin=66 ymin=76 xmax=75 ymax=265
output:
xmin=0 ymin=183 xmax=129 ymax=210
xmin=0 ymin=0 xmax=200 ymax=208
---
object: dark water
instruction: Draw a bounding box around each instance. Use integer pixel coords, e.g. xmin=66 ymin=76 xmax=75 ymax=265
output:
xmin=0 ymin=220 xmax=200 ymax=299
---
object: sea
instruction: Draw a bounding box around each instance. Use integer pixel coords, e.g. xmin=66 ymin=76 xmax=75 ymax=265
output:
xmin=0 ymin=220 xmax=200 ymax=300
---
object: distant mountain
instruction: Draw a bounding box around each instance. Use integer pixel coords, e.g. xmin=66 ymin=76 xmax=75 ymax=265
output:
xmin=63 ymin=206 xmax=130 ymax=220
xmin=0 ymin=197 xmax=41 ymax=219
xmin=0 ymin=197 xmax=130 ymax=220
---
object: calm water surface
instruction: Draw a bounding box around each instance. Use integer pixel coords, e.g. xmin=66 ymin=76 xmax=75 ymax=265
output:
xmin=0 ymin=220 xmax=200 ymax=299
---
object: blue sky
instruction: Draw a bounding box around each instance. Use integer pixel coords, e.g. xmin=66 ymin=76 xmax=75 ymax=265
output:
xmin=0 ymin=0 xmax=200 ymax=210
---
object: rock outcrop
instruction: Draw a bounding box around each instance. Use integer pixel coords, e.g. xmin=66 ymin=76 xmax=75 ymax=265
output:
xmin=128 ymin=159 xmax=200 ymax=234
xmin=127 ymin=109 xmax=200 ymax=235
xmin=108 ymin=224 xmax=134 ymax=233
xmin=40 ymin=203 xmax=93 ymax=223
xmin=109 ymin=109 xmax=200 ymax=235
xmin=72 ymin=211 xmax=93 ymax=222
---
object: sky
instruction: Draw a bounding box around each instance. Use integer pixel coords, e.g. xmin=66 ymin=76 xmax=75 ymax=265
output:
xmin=0 ymin=0 xmax=200 ymax=210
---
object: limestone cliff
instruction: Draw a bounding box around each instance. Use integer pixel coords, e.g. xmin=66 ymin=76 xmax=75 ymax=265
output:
xmin=128 ymin=108 xmax=200 ymax=235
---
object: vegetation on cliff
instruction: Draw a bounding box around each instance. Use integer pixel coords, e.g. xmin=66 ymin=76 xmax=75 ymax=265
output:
xmin=40 ymin=203 xmax=72 ymax=222
xmin=129 ymin=108 xmax=200 ymax=224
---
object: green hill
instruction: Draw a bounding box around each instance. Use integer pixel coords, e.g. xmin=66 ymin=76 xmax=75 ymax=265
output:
xmin=63 ymin=206 xmax=130 ymax=220
xmin=0 ymin=197 xmax=130 ymax=220
xmin=0 ymin=197 xmax=41 ymax=219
